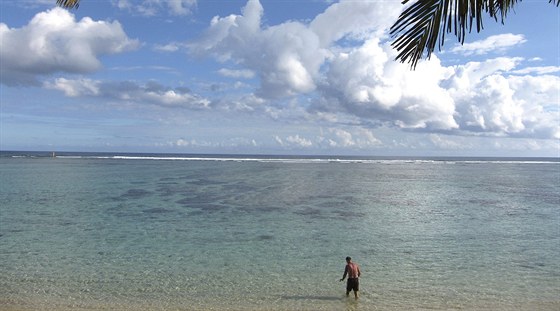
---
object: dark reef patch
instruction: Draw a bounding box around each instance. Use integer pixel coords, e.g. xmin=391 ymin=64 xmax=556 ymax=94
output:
xmin=114 ymin=189 xmax=152 ymax=200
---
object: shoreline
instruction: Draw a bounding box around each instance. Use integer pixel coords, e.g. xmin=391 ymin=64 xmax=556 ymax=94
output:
xmin=2 ymin=298 xmax=559 ymax=311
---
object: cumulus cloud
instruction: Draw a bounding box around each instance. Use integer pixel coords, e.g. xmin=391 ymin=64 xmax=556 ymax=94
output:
xmin=450 ymin=34 xmax=527 ymax=56
xmin=327 ymin=47 xmax=559 ymax=139
xmin=175 ymin=138 xmax=192 ymax=146
xmin=10 ymin=1 xmax=556 ymax=145
xmin=286 ymin=135 xmax=313 ymax=147
xmin=448 ymin=58 xmax=560 ymax=138
xmin=190 ymin=0 xmax=558 ymax=140
xmin=319 ymin=128 xmax=381 ymax=148
xmin=114 ymin=0 xmax=197 ymax=16
xmin=429 ymin=134 xmax=469 ymax=150
xmin=327 ymin=47 xmax=558 ymax=139
xmin=511 ymin=66 xmax=560 ymax=75
xmin=274 ymin=134 xmax=312 ymax=148
xmin=0 ymin=8 xmax=139 ymax=86
xmin=353 ymin=128 xmax=382 ymax=147
xmin=274 ymin=128 xmax=381 ymax=150
xmin=191 ymin=0 xmax=400 ymax=99
xmin=309 ymin=0 xmax=401 ymax=45
xmin=44 ymin=77 xmax=100 ymax=97
xmin=44 ymin=78 xmax=210 ymax=109
xmin=153 ymin=42 xmax=186 ymax=52
xmin=326 ymin=129 xmax=355 ymax=147
xmin=191 ymin=0 xmax=460 ymax=132
xmin=218 ymin=68 xmax=255 ymax=79
xmin=322 ymin=39 xmax=458 ymax=131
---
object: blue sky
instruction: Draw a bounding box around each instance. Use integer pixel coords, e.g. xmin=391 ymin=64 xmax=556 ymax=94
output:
xmin=1 ymin=0 xmax=559 ymax=156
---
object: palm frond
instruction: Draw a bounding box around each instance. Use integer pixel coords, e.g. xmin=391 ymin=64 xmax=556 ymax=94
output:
xmin=56 ymin=0 xmax=80 ymax=9
xmin=486 ymin=0 xmax=521 ymax=24
xmin=390 ymin=0 xmax=555 ymax=70
xmin=390 ymin=0 xmax=449 ymax=69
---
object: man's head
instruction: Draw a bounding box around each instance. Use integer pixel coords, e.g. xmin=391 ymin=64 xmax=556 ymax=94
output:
xmin=346 ymin=256 xmax=352 ymax=262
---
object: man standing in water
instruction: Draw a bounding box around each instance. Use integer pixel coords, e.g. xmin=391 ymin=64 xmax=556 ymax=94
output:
xmin=340 ymin=256 xmax=361 ymax=299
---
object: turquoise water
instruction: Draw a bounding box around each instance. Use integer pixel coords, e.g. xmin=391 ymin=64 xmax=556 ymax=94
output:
xmin=1 ymin=153 xmax=559 ymax=310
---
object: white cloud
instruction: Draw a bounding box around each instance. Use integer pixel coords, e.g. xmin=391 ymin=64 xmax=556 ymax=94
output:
xmin=274 ymin=136 xmax=284 ymax=146
xmin=323 ymin=128 xmax=381 ymax=148
xmin=319 ymin=39 xmax=559 ymax=140
xmin=449 ymin=59 xmax=560 ymax=138
xmin=113 ymin=0 xmax=197 ymax=16
xmin=274 ymin=134 xmax=313 ymax=148
xmin=154 ymin=42 xmax=185 ymax=52
xmin=429 ymin=134 xmax=468 ymax=150
xmin=323 ymin=39 xmax=458 ymax=131
xmin=321 ymin=44 xmax=559 ymax=139
xmin=511 ymin=66 xmax=560 ymax=75
xmin=0 ymin=8 xmax=139 ymax=86
xmin=447 ymin=57 xmax=522 ymax=92
xmin=167 ymin=0 xmax=196 ymax=15
xmin=44 ymin=78 xmax=100 ymax=97
xmin=506 ymin=74 xmax=560 ymax=139
xmin=329 ymin=129 xmax=355 ymax=147
xmin=10 ymin=0 xmax=556 ymax=149
xmin=190 ymin=0 xmax=559 ymax=141
xmin=286 ymin=135 xmax=313 ymax=147
xmin=353 ymin=128 xmax=382 ymax=147
xmin=217 ymin=68 xmax=255 ymax=79
xmin=175 ymin=138 xmax=191 ymax=146
xmin=190 ymin=0 xmax=400 ymax=99
xmin=450 ymin=34 xmax=526 ymax=56
xmin=309 ymin=0 xmax=401 ymax=46
xmin=45 ymin=78 xmax=210 ymax=109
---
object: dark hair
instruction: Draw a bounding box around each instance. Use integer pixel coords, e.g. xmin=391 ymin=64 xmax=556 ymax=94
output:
xmin=346 ymin=256 xmax=351 ymax=261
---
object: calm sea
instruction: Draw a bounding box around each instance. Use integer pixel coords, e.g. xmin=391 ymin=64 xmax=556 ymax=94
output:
xmin=1 ymin=151 xmax=559 ymax=310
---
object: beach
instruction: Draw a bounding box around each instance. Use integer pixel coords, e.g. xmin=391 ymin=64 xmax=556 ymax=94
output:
xmin=1 ymin=152 xmax=559 ymax=310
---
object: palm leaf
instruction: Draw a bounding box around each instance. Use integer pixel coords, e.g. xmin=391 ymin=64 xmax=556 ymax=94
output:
xmin=56 ymin=0 xmax=80 ymax=9
xmin=390 ymin=0 xmax=558 ymax=69
xmin=390 ymin=0 xmax=449 ymax=69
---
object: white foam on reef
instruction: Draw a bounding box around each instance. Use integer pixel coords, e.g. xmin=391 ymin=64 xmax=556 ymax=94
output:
xmin=54 ymin=155 xmax=559 ymax=165
xmin=4 ymin=151 xmax=557 ymax=164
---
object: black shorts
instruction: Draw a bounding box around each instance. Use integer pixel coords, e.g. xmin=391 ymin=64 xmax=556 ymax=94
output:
xmin=346 ymin=278 xmax=359 ymax=292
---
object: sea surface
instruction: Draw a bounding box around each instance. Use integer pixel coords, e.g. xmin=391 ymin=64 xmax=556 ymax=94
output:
xmin=1 ymin=151 xmax=559 ymax=310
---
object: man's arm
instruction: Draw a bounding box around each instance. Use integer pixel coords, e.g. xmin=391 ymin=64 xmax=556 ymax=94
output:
xmin=339 ymin=265 xmax=348 ymax=281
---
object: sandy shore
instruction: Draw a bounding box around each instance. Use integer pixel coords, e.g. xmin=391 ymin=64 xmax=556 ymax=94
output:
xmin=2 ymin=299 xmax=559 ymax=311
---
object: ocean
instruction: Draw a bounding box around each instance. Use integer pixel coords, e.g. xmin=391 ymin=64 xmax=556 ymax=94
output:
xmin=1 ymin=151 xmax=559 ymax=310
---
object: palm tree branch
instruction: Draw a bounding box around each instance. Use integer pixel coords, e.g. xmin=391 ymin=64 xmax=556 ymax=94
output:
xmin=390 ymin=0 xmax=447 ymax=69
xmin=56 ymin=0 xmax=80 ymax=9
xmin=390 ymin=0 xmax=558 ymax=69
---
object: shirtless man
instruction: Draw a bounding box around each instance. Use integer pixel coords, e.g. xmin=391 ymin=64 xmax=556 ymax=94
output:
xmin=340 ymin=256 xmax=361 ymax=298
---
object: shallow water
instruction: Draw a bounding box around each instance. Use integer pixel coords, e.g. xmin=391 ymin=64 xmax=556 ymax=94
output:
xmin=1 ymin=153 xmax=559 ymax=310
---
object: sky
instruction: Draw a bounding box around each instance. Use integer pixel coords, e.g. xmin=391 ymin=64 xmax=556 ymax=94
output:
xmin=0 ymin=0 xmax=559 ymax=156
